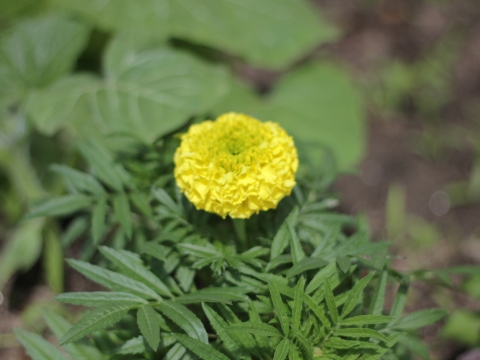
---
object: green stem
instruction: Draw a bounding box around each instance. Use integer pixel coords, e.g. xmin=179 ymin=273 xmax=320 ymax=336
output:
xmin=232 ymin=218 xmax=247 ymax=252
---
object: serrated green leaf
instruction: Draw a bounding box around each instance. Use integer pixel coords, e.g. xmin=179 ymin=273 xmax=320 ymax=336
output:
xmin=176 ymin=287 xmax=249 ymax=304
xmin=0 ymin=14 xmax=89 ymax=105
xmin=341 ymin=272 xmax=374 ymax=319
xmin=61 ymin=217 xmax=88 ymax=248
xmin=153 ymin=187 xmax=182 ymax=215
xmin=113 ymin=193 xmax=132 ymax=239
xmin=24 ymin=195 xmax=93 ymax=219
xmin=286 ymin=257 xmax=329 ymax=278
xmin=202 ymin=303 xmax=251 ymax=359
xmin=304 ymin=294 xmax=331 ymax=329
xmin=369 ymin=270 xmax=388 ymax=316
xmin=388 ymin=309 xmax=447 ymax=331
xmin=156 ymin=300 xmax=208 ymax=344
xmin=227 ymin=322 xmax=283 ymax=337
xmin=305 ymin=262 xmax=338 ymax=295
xmin=42 ymin=310 xmax=106 ymax=360
xmin=325 ymin=277 xmax=339 ymax=324
xmin=14 ymin=328 xmax=69 ymax=360
xmin=50 ymin=165 xmax=105 ymax=196
xmin=76 ymin=138 xmax=127 ymax=191
xmin=178 ymin=243 xmax=222 ymax=257
xmin=291 ymin=328 xmax=313 ymax=360
xmin=270 ymin=206 xmax=298 ymax=260
xmin=99 ymin=246 xmax=173 ymax=298
xmin=114 ymin=336 xmax=148 ymax=355
xmin=67 ymin=259 xmax=161 ymax=300
xmin=59 ymin=303 xmax=136 ymax=345
xmin=389 ymin=283 xmax=408 ymax=319
xmin=340 ymin=315 xmax=392 ymax=326
xmin=292 ymin=277 xmax=305 ymax=330
xmin=268 ymin=281 xmax=290 ymax=336
xmin=323 ymin=337 xmax=379 ymax=350
xmin=91 ymin=198 xmax=107 ymax=245
xmin=266 ymin=254 xmax=292 ymax=272
xmin=130 ymin=192 xmax=152 ymax=219
xmin=55 ymin=291 xmax=147 ymax=307
xmin=141 ymin=242 xmax=169 ymax=261
xmin=288 ymin=221 xmax=305 ymax=265
xmin=334 ymin=327 xmax=388 ymax=342
xmin=273 ymin=338 xmax=290 ymax=360
xmin=174 ymin=333 xmax=230 ymax=360
xmin=137 ymin=305 xmax=160 ymax=350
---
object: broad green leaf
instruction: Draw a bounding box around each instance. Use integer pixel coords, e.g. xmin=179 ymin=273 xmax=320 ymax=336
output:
xmin=99 ymin=246 xmax=173 ymax=298
xmin=50 ymin=165 xmax=105 ymax=196
xmin=59 ymin=303 xmax=136 ymax=345
xmin=0 ymin=218 xmax=44 ymax=288
xmin=14 ymin=328 xmax=69 ymax=360
xmin=67 ymin=259 xmax=161 ymax=300
xmin=0 ymin=14 xmax=89 ymax=105
xmin=340 ymin=315 xmax=392 ymax=326
xmin=113 ymin=193 xmax=132 ymax=239
xmin=91 ymin=198 xmax=107 ymax=245
xmin=268 ymin=281 xmax=290 ymax=336
xmin=341 ymin=272 xmax=374 ymax=319
xmin=288 ymin=222 xmax=305 ymax=264
xmin=28 ymin=41 xmax=229 ymax=143
xmin=171 ymin=0 xmax=337 ymax=68
xmin=202 ymin=303 xmax=251 ymax=358
xmin=388 ymin=309 xmax=447 ymax=331
xmin=55 ymin=291 xmax=147 ymax=307
xmin=176 ymin=287 xmax=249 ymax=304
xmin=325 ymin=277 xmax=338 ymax=324
xmin=334 ymin=328 xmax=388 ymax=342
xmin=292 ymin=277 xmax=305 ymax=330
xmin=273 ymin=338 xmax=290 ymax=360
xmin=24 ymin=195 xmax=93 ymax=219
xmin=227 ymin=322 xmax=283 ymax=337
xmin=268 ymin=62 xmax=365 ymax=169
xmin=286 ymin=257 xmax=329 ymax=278
xmin=42 ymin=310 xmax=106 ymax=360
xmin=174 ymin=333 xmax=230 ymax=360
xmin=156 ymin=300 xmax=208 ymax=344
xmin=270 ymin=206 xmax=298 ymax=260
xmin=137 ymin=305 xmax=160 ymax=350
xmin=52 ymin=0 xmax=168 ymax=36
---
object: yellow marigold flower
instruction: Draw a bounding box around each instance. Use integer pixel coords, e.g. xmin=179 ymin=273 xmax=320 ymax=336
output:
xmin=174 ymin=112 xmax=298 ymax=219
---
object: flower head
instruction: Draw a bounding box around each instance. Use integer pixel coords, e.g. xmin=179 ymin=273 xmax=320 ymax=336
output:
xmin=174 ymin=112 xmax=298 ymax=218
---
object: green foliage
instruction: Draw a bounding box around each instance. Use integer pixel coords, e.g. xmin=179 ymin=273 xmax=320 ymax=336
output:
xmin=16 ymin=138 xmax=446 ymax=359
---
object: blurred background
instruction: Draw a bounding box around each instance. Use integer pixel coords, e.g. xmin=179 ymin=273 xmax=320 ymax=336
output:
xmin=0 ymin=0 xmax=479 ymax=359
